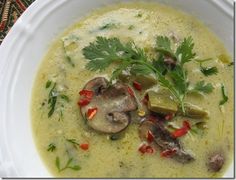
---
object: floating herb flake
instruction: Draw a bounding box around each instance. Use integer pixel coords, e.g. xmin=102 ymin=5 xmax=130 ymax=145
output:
xmin=219 ymin=84 xmax=228 ymax=105
xmin=55 ymin=156 xmax=81 ymax=172
xmin=47 ymin=143 xmax=56 ymax=152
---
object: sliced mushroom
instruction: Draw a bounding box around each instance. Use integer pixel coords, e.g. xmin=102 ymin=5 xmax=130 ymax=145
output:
xmin=139 ymin=120 xmax=194 ymax=164
xmin=207 ymin=153 xmax=224 ymax=172
xmin=80 ymin=77 xmax=138 ymax=134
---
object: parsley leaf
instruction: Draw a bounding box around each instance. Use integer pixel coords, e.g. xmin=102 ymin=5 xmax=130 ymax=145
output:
xmin=131 ymin=64 xmax=153 ymax=75
xmin=156 ymin=36 xmax=176 ymax=59
xmin=200 ymin=66 xmax=218 ymax=76
xmin=152 ymin=54 xmax=168 ymax=75
xmin=176 ymin=37 xmax=196 ymax=65
xmin=219 ymin=84 xmax=228 ymax=105
xmin=169 ymin=65 xmax=189 ymax=95
xmin=193 ymin=81 xmax=214 ymax=94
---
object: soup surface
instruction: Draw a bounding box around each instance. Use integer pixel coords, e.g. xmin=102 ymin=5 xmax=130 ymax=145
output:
xmin=31 ymin=2 xmax=234 ymax=178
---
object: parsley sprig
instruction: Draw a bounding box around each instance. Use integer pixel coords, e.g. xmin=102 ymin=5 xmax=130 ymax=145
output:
xmin=56 ymin=156 xmax=81 ymax=172
xmin=82 ymin=36 xmax=213 ymax=113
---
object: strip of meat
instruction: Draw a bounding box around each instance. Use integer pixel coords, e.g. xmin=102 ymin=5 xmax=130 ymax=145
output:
xmin=139 ymin=120 xmax=194 ymax=163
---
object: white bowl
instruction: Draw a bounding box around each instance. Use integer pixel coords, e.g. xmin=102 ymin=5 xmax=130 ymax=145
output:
xmin=0 ymin=0 xmax=234 ymax=177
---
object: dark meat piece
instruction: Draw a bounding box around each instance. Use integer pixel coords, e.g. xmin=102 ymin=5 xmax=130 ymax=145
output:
xmin=80 ymin=77 xmax=138 ymax=134
xmin=208 ymin=153 xmax=224 ymax=172
xmin=139 ymin=120 xmax=194 ymax=164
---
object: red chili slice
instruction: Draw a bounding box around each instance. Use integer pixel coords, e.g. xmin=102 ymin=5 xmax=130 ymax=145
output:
xmin=172 ymin=128 xmax=188 ymax=138
xmin=138 ymin=144 xmax=147 ymax=154
xmin=78 ymin=98 xmax=91 ymax=107
xmin=127 ymin=87 xmax=135 ymax=97
xmin=133 ymin=81 xmax=142 ymax=91
xmin=146 ymin=130 xmax=154 ymax=143
xmin=161 ymin=148 xmax=177 ymax=157
xmin=142 ymin=94 xmax=149 ymax=105
xmin=80 ymin=143 xmax=89 ymax=150
xmin=78 ymin=90 xmax=94 ymax=107
xmin=183 ymin=120 xmax=191 ymax=130
xmin=148 ymin=115 xmax=159 ymax=123
xmin=172 ymin=120 xmax=191 ymax=138
xmin=87 ymin=107 xmax=98 ymax=120
xmin=79 ymin=89 xmax=94 ymax=99
xmin=138 ymin=144 xmax=154 ymax=154
xmin=165 ymin=114 xmax=174 ymax=121
xmin=145 ymin=146 xmax=154 ymax=154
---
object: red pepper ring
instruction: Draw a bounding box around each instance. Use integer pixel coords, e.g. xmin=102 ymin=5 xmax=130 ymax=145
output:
xmin=80 ymin=143 xmax=89 ymax=150
xmin=161 ymin=148 xmax=177 ymax=157
xmin=87 ymin=107 xmax=98 ymax=120
xmin=78 ymin=89 xmax=94 ymax=107
xmin=146 ymin=130 xmax=154 ymax=143
xmin=79 ymin=89 xmax=94 ymax=99
xmin=183 ymin=120 xmax=191 ymax=130
xmin=78 ymin=98 xmax=90 ymax=107
xmin=133 ymin=81 xmax=142 ymax=91
xmin=165 ymin=113 xmax=174 ymax=121
xmin=142 ymin=94 xmax=149 ymax=105
xmin=172 ymin=120 xmax=191 ymax=138
xmin=138 ymin=143 xmax=155 ymax=154
xmin=127 ymin=87 xmax=135 ymax=97
xmin=172 ymin=128 xmax=188 ymax=138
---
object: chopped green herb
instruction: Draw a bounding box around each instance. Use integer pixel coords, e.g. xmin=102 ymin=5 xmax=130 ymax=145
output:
xmin=192 ymin=81 xmax=214 ymax=94
xmin=109 ymin=134 xmax=121 ymax=141
xmin=46 ymin=82 xmax=69 ymax=118
xmin=200 ymin=66 xmax=218 ymax=76
xmin=58 ymin=110 xmax=63 ymax=122
xmin=66 ymin=139 xmax=80 ymax=146
xmin=65 ymin=55 xmax=75 ymax=67
xmin=190 ymin=122 xmax=207 ymax=136
xmin=128 ymin=25 xmax=135 ymax=30
xmin=228 ymin=62 xmax=234 ymax=66
xmin=41 ymin=101 xmax=46 ymax=107
xmin=47 ymin=143 xmax=56 ymax=152
xmin=99 ymin=23 xmax=118 ymax=30
xmin=136 ymin=13 xmax=143 ymax=18
xmin=55 ymin=156 xmax=81 ymax=172
xmin=219 ymin=84 xmax=228 ymax=105
xmin=48 ymin=82 xmax=57 ymax=118
xmin=82 ymin=36 xmax=204 ymax=113
xmin=195 ymin=58 xmax=218 ymax=76
xmin=60 ymin=94 xmax=70 ymax=102
xmin=46 ymin=80 xmax=52 ymax=88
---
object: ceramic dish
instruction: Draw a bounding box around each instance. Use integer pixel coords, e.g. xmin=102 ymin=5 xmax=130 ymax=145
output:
xmin=0 ymin=0 xmax=234 ymax=177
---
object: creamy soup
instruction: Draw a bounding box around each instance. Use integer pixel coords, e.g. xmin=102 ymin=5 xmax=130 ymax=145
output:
xmin=31 ymin=2 xmax=234 ymax=178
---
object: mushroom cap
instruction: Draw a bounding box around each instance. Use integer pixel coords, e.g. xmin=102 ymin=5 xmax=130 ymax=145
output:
xmin=208 ymin=153 xmax=224 ymax=172
xmin=80 ymin=77 xmax=138 ymax=134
